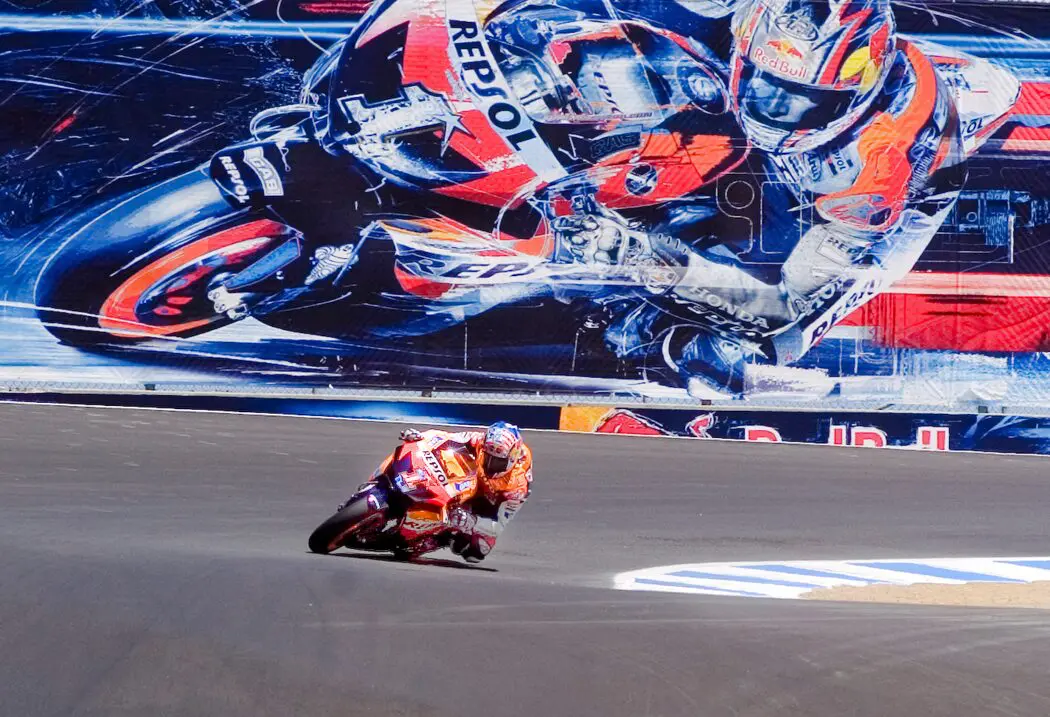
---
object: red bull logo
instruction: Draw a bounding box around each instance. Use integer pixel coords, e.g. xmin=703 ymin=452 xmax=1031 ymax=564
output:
xmin=753 ymin=41 xmax=808 ymax=80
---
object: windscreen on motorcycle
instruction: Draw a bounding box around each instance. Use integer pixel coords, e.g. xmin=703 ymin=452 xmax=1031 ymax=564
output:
xmin=737 ymin=64 xmax=854 ymax=132
xmin=495 ymin=37 xmax=669 ymax=125
xmin=493 ymin=29 xmax=727 ymax=126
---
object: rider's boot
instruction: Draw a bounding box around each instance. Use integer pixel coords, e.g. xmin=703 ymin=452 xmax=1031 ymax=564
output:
xmin=661 ymin=327 xmax=748 ymax=398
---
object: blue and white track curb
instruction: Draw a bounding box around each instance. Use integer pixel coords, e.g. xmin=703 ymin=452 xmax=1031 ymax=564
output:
xmin=614 ymin=557 xmax=1050 ymax=599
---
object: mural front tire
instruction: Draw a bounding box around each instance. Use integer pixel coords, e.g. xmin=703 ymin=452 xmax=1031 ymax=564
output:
xmin=34 ymin=168 xmax=294 ymax=347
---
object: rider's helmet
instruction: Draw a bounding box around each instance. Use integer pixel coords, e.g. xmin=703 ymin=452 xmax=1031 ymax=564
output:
xmin=479 ymin=421 xmax=523 ymax=478
xmin=730 ymin=0 xmax=897 ymax=153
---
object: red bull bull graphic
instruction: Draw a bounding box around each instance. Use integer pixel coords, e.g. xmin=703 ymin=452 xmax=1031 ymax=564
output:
xmin=768 ymin=38 xmax=805 ymax=60
xmin=559 ymin=406 xmax=1050 ymax=456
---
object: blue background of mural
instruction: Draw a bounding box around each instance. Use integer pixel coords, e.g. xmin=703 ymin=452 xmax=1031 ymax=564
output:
xmin=3 ymin=1 xmax=1050 ymax=410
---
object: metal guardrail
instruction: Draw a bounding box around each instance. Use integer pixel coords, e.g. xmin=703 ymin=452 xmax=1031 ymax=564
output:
xmin=0 ymin=381 xmax=1044 ymax=418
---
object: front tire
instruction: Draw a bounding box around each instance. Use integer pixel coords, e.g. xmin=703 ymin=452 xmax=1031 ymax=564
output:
xmin=308 ymin=495 xmax=385 ymax=555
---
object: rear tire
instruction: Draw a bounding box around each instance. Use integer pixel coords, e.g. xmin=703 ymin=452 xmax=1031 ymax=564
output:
xmin=308 ymin=495 xmax=384 ymax=555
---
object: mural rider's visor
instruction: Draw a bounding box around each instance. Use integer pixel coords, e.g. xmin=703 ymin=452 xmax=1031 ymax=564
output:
xmin=738 ymin=65 xmax=854 ymax=132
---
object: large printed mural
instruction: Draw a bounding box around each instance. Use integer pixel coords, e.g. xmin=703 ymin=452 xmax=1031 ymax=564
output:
xmin=3 ymin=0 xmax=1050 ymax=407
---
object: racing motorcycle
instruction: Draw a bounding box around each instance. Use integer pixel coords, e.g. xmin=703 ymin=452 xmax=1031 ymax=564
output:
xmin=308 ymin=436 xmax=477 ymax=558
xmin=34 ymin=0 xmax=745 ymax=360
xmin=32 ymin=0 xmax=1048 ymax=387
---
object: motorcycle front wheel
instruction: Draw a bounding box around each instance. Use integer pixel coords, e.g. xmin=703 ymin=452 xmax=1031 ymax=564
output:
xmin=35 ymin=168 xmax=296 ymax=346
xmin=308 ymin=493 xmax=387 ymax=555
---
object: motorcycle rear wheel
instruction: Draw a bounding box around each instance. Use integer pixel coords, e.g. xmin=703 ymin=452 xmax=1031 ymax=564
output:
xmin=308 ymin=495 xmax=385 ymax=555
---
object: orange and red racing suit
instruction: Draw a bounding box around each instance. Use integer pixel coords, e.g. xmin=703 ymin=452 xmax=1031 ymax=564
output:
xmin=381 ymin=428 xmax=532 ymax=561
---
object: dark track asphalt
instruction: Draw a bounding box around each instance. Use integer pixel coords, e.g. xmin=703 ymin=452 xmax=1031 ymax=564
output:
xmin=2 ymin=402 xmax=1050 ymax=717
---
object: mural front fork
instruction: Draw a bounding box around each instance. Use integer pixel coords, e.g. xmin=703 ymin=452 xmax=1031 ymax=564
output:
xmin=203 ymin=137 xmax=383 ymax=320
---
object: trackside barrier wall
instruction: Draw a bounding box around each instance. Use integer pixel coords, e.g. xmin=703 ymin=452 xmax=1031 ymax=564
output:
xmin=8 ymin=392 xmax=1050 ymax=456
xmin=558 ymin=405 xmax=1050 ymax=454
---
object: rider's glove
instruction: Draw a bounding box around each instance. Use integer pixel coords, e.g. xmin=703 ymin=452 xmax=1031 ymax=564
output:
xmin=553 ymin=212 xmax=677 ymax=293
xmin=447 ymin=507 xmax=477 ymax=535
xmin=553 ymin=214 xmax=629 ymax=265
xmin=399 ymin=428 xmax=423 ymax=442
xmin=450 ymin=532 xmax=493 ymax=563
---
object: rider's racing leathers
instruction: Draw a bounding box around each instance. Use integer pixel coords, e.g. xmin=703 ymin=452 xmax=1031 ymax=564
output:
xmin=485 ymin=0 xmax=1019 ymax=396
xmin=386 ymin=428 xmax=532 ymax=562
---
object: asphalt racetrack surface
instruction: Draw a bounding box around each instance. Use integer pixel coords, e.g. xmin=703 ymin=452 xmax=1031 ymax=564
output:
xmin=2 ymin=403 xmax=1050 ymax=716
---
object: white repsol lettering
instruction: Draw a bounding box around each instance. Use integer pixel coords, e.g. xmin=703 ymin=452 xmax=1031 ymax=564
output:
xmin=219 ymin=156 xmax=249 ymax=204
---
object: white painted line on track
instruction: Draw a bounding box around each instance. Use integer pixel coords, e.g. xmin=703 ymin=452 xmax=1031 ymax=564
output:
xmin=614 ymin=557 xmax=1050 ymax=600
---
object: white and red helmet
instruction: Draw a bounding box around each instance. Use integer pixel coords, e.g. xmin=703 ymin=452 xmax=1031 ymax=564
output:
xmin=480 ymin=421 xmax=523 ymax=478
xmin=730 ymin=0 xmax=897 ymax=153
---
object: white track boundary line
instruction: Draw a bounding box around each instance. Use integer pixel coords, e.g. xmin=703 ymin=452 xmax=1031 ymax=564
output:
xmin=615 ymin=557 xmax=1050 ymax=600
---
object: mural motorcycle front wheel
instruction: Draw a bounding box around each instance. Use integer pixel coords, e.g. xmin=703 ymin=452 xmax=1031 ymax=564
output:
xmin=34 ymin=168 xmax=294 ymax=347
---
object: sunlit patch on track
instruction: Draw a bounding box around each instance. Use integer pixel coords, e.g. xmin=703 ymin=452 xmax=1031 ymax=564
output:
xmin=614 ymin=557 xmax=1050 ymax=600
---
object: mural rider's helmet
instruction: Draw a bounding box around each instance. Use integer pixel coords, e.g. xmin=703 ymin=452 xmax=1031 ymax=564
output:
xmin=730 ymin=0 xmax=897 ymax=154
xmin=479 ymin=421 xmax=523 ymax=479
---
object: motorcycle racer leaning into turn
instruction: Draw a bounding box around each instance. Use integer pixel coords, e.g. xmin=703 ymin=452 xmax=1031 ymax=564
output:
xmin=376 ymin=422 xmax=532 ymax=562
xmin=522 ymin=0 xmax=1021 ymax=396
xmin=205 ymin=0 xmax=1020 ymax=398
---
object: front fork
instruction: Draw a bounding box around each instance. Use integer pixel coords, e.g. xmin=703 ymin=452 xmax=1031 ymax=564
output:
xmin=340 ymin=481 xmax=389 ymax=512
xmin=205 ymin=137 xmax=364 ymax=319
xmin=206 ymin=234 xmax=362 ymax=319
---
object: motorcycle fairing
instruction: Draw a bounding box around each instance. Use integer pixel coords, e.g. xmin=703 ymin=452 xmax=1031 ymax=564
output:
xmin=377 ymin=215 xmax=662 ymax=311
xmin=383 ymin=439 xmax=480 ymax=544
xmin=326 ymin=0 xmax=745 ymax=214
xmin=330 ymin=0 xmax=567 ymax=206
xmin=377 ymin=216 xmax=550 ymax=299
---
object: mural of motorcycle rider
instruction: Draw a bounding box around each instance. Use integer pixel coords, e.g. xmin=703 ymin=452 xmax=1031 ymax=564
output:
xmin=634 ymin=0 xmax=1019 ymax=397
xmin=206 ymin=0 xmax=751 ymax=350
xmin=203 ymin=0 xmax=1016 ymax=399
xmin=453 ymin=0 xmax=1013 ymax=398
